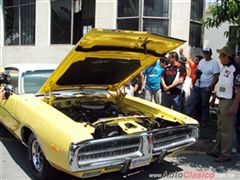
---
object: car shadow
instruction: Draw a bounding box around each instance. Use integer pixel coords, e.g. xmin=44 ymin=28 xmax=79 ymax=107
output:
xmin=0 ymin=123 xmax=35 ymax=179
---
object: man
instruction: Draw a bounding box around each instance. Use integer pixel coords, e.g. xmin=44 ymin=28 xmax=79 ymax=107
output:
xmin=142 ymin=60 xmax=163 ymax=104
xmin=161 ymin=52 xmax=186 ymax=112
xmin=187 ymin=48 xmax=220 ymax=127
xmin=207 ymin=46 xmax=236 ymax=162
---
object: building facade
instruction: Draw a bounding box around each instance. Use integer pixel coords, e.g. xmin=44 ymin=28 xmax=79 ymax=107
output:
xmin=0 ymin=0 xmax=205 ymax=66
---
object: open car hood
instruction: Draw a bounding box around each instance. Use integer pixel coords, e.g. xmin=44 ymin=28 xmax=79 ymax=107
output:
xmin=39 ymin=29 xmax=185 ymax=93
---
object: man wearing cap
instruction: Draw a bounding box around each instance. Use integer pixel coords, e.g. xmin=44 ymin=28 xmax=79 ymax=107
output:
xmin=187 ymin=48 xmax=220 ymax=127
xmin=207 ymin=46 xmax=236 ymax=162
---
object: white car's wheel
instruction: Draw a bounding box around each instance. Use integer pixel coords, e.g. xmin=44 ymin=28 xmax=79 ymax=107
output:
xmin=28 ymin=133 xmax=57 ymax=179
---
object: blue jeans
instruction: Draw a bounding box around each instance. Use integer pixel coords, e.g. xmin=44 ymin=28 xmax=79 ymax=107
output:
xmin=161 ymin=92 xmax=182 ymax=112
xmin=186 ymin=87 xmax=211 ymax=121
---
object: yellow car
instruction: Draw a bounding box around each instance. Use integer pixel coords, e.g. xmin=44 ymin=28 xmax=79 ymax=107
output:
xmin=0 ymin=29 xmax=198 ymax=179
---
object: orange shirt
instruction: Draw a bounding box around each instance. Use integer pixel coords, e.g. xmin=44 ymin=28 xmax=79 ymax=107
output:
xmin=187 ymin=59 xmax=198 ymax=85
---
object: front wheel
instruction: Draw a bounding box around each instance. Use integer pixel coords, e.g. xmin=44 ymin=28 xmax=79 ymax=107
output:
xmin=27 ymin=133 xmax=57 ymax=179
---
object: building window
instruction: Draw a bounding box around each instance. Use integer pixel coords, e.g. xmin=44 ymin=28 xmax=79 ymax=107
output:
xmin=229 ymin=26 xmax=240 ymax=51
xmin=4 ymin=0 xmax=36 ymax=45
xmin=189 ymin=0 xmax=204 ymax=48
xmin=117 ymin=0 xmax=169 ymax=36
xmin=51 ymin=0 xmax=95 ymax=44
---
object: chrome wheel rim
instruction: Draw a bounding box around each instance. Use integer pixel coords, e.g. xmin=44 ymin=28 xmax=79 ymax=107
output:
xmin=31 ymin=139 xmax=43 ymax=172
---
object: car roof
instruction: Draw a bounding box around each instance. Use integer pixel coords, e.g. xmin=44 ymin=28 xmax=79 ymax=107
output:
xmin=4 ymin=63 xmax=58 ymax=72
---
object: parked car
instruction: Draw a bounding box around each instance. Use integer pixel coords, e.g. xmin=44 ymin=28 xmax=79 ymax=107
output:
xmin=0 ymin=29 xmax=199 ymax=179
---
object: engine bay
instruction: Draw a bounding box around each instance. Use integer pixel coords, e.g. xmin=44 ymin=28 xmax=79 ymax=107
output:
xmin=51 ymin=97 xmax=180 ymax=139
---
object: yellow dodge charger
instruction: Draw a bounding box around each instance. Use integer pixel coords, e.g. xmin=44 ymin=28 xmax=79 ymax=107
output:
xmin=0 ymin=29 xmax=198 ymax=179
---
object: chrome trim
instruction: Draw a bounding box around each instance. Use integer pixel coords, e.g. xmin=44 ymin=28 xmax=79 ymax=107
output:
xmin=69 ymin=125 xmax=198 ymax=173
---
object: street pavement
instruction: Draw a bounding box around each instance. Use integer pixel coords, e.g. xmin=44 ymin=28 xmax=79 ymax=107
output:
xmin=0 ymin=123 xmax=240 ymax=180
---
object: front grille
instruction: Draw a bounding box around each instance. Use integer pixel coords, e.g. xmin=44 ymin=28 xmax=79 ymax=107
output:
xmin=153 ymin=127 xmax=194 ymax=152
xmin=77 ymin=137 xmax=140 ymax=161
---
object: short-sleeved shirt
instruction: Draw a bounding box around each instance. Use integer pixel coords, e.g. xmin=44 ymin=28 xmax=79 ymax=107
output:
xmin=162 ymin=62 xmax=186 ymax=95
xmin=195 ymin=58 xmax=220 ymax=88
xmin=143 ymin=61 xmax=163 ymax=92
xmin=216 ymin=63 xmax=236 ymax=99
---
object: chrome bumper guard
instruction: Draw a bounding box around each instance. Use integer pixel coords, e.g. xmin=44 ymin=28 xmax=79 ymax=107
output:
xmin=69 ymin=125 xmax=198 ymax=173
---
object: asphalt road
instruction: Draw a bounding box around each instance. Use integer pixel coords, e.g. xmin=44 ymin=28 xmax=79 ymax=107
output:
xmin=0 ymin=123 xmax=240 ymax=180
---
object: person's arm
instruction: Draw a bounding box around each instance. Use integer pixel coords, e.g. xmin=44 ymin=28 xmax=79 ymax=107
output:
xmin=133 ymin=84 xmax=139 ymax=93
xmin=227 ymin=86 xmax=240 ymax=115
xmin=161 ymin=76 xmax=168 ymax=92
xmin=166 ymin=78 xmax=184 ymax=90
xmin=167 ymin=66 xmax=186 ymax=90
xmin=141 ymin=73 xmax=145 ymax=91
xmin=206 ymin=73 xmax=220 ymax=92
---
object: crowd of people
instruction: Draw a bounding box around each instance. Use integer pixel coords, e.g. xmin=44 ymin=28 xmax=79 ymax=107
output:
xmin=125 ymin=46 xmax=240 ymax=163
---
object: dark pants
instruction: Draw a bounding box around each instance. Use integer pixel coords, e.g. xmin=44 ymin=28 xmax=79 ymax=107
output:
xmin=161 ymin=92 xmax=183 ymax=112
xmin=186 ymin=87 xmax=211 ymax=121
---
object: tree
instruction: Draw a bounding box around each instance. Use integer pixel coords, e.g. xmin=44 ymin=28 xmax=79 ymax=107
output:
xmin=203 ymin=0 xmax=240 ymax=47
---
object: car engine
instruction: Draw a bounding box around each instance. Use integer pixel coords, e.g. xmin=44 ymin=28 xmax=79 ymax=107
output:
xmin=54 ymin=100 xmax=180 ymax=139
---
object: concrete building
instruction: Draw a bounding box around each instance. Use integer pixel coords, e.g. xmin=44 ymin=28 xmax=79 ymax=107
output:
xmin=0 ymin=0 xmax=206 ymax=66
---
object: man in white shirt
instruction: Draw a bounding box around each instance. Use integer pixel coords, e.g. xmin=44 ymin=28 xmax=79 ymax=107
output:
xmin=186 ymin=48 xmax=220 ymax=127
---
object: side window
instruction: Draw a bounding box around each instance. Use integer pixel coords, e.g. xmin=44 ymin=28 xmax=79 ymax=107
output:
xmin=5 ymin=69 xmax=19 ymax=94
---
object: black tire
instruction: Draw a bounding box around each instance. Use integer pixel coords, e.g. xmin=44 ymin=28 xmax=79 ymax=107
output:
xmin=27 ymin=133 xmax=57 ymax=180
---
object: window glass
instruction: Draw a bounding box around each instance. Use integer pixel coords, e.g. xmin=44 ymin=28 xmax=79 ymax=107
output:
xmin=20 ymin=0 xmax=35 ymax=5
xmin=3 ymin=0 xmax=35 ymax=45
xmin=189 ymin=22 xmax=202 ymax=48
xmin=73 ymin=0 xmax=95 ymax=44
xmin=143 ymin=19 xmax=168 ymax=36
xmin=117 ymin=0 xmax=169 ymax=36
xmin=51 ymin=0 xmax=96 ymax=44
xmin=118 ymin=0 xmax=139 ymax=17
xmin=117 ymin=19 xmax=139 ymax=31
xmin=144 ymin=0 xmax=169 ymax=17
xmin=190 ymin=0 xmax=204 ymax=21
xmin=4 ymin=0 xmax=19 ymax=7
xmin=21 ymin=4 xmax=35 ymax=45
xmin=4 ymin=7 xmax=19 ymax=45
xmin=51 ymin=0 xmax=71 ymax=44
xmin=23 ymin=70 xmax=54 ymax=94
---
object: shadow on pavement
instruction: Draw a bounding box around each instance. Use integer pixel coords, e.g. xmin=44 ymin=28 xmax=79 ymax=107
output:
xmin=0 ymin=123 xmax=35 ymax=179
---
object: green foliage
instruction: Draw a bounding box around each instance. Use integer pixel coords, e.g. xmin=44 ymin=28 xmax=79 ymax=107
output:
xmin=202 ymin=0 xmax=240 ymax=46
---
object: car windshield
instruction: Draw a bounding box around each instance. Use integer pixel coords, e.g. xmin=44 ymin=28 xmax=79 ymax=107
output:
xmin=23 ymin=70 xmax=54 ymax=94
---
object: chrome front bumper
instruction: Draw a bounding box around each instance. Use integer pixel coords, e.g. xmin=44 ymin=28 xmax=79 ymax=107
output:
xmin=68 ymin=125 xmax=198 ymax=174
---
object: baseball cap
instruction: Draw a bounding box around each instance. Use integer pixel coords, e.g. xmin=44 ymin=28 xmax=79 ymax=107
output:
xmin=202 ymin=48 xmax=212 ymax=54
xmin=216 ymin=46 xmax=234 ymax=58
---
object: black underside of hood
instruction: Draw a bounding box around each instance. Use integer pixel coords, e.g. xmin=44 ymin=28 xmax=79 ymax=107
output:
xmin=56 ymin=58 xmax=141 ymax=86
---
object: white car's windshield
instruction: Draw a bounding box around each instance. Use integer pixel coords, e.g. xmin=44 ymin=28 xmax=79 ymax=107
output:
xmin=23 ymin=70 xmax=54 ymax=94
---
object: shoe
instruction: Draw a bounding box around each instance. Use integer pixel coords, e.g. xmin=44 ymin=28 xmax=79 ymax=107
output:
xmin=214 ymin=155 xmax=231 ymax=162
xmin=206 ymin=151 xmax=220 ymax=158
